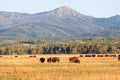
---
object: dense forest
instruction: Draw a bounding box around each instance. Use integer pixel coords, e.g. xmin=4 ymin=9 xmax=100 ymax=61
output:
xmin=0 ymin=38 xmax=120 ymax=55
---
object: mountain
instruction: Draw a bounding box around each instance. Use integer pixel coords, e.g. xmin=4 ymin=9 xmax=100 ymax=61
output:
xmin=37 ymin=6 xmax=83 ymax=17
xmin=0 ymin=6 xmax=120 ymax=41
xmin=0 ymin=11 xmax=32 ymax=29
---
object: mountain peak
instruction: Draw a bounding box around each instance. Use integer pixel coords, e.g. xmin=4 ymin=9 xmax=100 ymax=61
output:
xmin=37 ymin=6 xmax=83 ymax=17
xmin=57 ymin=6 xmax=73 ymax=10
xmin=53 ymin=6 xmax=82 ymax=17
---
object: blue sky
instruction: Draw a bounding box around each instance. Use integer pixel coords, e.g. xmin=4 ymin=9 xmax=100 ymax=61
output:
xmin=0 ymin=0 xmax=120 ymax=17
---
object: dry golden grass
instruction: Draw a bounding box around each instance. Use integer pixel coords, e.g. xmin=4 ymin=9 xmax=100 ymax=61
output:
xmin=0 ymin=54 xmax=120 ymax=80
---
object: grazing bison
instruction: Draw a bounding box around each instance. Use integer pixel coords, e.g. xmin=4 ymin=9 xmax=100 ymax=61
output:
xmin=91 ymin=54 xmax=96 ymax=57
xmin=105 ymin=54 xmax=109 ymax=57
xmin=15 ymin=56 xmax=18 ymax=57
xmin=111 ymin=55 xmax=117 ymax=57
xmin=29 ymin=55 xmax=33 ymax=57
xmin=97 ymin=54 xmax=104 ymax=57
xmin=47 ymin=57 xmax=60 ymax=63
xmin=118 ymin=55 xmax=120 ymax=61
xmin=47 ymin=57 xmax=52 ymax=63
xmin=85 ymin=54 xmax=92 ymax=57
xmin=79 ymin=55 xmax=83 ymax=57
xmin=29 ymin=55 xmax=36 ymax=58
xmin=105 ymin=54 xmax=117 ymax=57
xmin=33 ymin=55 xmax=36 ymax=57
xmin=40 ymin=57 xmax=45 ymax=63
xmin=69 ymin=56 xmax=80 ymax=63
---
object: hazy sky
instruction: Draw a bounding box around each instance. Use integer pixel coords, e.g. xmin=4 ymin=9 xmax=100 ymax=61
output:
xmin=0 ymin=0 xmax=120 ymax=17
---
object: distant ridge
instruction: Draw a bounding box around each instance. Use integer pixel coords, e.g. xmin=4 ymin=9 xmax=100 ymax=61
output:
xmin=0 ymin=6 xmax=120 ymax=41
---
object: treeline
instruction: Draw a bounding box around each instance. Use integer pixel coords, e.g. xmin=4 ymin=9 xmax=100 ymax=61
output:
xmin=0 ymin=38 xmax=120 ymax=55
xmin=42 ymin=43 xmax=120 ymax=54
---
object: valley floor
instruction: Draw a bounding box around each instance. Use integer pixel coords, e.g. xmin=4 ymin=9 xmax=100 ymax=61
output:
xmin=0 ymin=54 xmax=120 ymax=80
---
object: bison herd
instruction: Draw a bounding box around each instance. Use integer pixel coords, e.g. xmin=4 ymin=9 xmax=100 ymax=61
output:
xmin=39 ymin=54 xmax=120 ymax=63
xmin=39 ymin=56 xmax=80 ymax=63
xmin=40 ymin=57 xmax=60 ymax=63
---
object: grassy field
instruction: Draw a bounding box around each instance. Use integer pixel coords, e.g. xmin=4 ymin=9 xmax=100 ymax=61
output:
xmin=0 ymin=54 xmax=120 ymax=80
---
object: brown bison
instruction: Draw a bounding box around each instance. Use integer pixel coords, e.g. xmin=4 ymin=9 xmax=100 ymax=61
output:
xmin=29 ymin=55 xmax=33 ymax=57
xmin=97 ymin=54 xmax=104 ymax=57
xmin=91 ymin=54 xmax=96 ymax=57
xmin=40 ymin=57 xmax=45 ymax=63
xmin=85 ymin=54 xmax=92 ymax=57
xmin=33 ymin=55 xmax=36 ymax=57
xmin=29 ymin=55 xmax=36 ymax=58
xmin=47 ymin=57 xmax=52 ymax=63
xmin=15 ymin=55 xmax=18 ymax=57
xmin=105 ymin=54 xmax=117 ymax=57
xmin=47 ymin=57 xmax=60 ymax=63
xmin=69 ymin=56 xmax=80 ymax=63
xmin=79 ymin=55 xmax=83 ymax=57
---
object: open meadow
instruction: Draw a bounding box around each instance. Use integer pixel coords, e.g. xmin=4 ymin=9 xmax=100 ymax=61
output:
xmin=0 ymin=54 xmax=120 ymax=80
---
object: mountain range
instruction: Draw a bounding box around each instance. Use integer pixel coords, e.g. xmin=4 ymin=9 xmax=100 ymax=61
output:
xmin=0 ymin=6 xmax=120 ymax=41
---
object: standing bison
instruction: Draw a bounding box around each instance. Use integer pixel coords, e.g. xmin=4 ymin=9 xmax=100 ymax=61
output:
xmin=40 ymin=57 xmax=45 ymax=63
xmin=47 ymin=57 xmax=60 ymax=63
xmin=69 ymin=56 xmax=80 ymax=63
xmin=118 ymin=55 xmax=120 ymax=61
